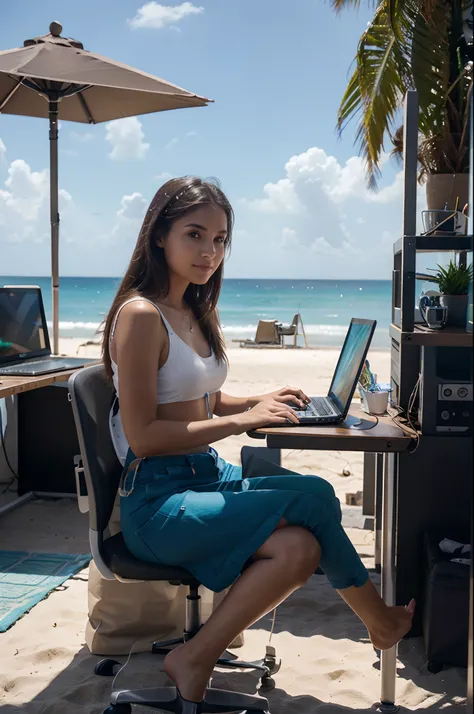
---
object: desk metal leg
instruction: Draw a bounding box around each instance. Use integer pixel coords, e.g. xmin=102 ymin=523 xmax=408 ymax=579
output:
xmin=374 ymin=453 xmax=383 ymax=573
xmin=379 ymin=451 xmax=399 ymax=713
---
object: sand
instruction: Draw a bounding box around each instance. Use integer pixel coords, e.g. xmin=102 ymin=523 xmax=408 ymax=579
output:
xmin=0 ymin=342 xmax=467 ymax=712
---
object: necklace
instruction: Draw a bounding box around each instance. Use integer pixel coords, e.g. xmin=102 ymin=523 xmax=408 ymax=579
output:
xmin=187 ymin=310 xmax=194 ymax=332
xmin=158 ymin=302 xmax=193 ymax=332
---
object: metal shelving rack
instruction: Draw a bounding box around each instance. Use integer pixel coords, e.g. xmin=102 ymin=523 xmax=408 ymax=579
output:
xmin=390 ymin=90 xmax=473 ymax=410
xmin=376 ymin=90 xmax=473 ymax=681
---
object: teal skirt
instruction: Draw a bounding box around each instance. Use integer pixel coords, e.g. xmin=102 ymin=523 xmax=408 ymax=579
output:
xmin=120 ymin=447 xmax=368 ymax=593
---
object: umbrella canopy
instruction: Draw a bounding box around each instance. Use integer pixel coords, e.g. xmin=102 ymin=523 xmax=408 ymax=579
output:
xmin=0 ymin=22 xmax=211 ymax=353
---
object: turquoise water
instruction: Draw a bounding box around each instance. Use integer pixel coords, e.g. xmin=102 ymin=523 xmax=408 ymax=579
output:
xmin=0 ymin=276 xmax=392 ymax=348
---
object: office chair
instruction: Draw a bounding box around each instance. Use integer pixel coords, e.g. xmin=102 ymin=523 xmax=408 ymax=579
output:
xmin=69 ymin=364 xmax=279 ymax=714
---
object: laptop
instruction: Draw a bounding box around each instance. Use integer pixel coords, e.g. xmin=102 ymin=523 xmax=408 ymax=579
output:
xmin=269 ymin=317 xmax=376 ymax=426
xmin=0 ymin=286 xmax=96 ymax=376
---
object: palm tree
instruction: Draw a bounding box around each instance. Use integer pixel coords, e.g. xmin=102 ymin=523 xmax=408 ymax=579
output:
xmin=333 ymin=0 xmax=473 ymax=189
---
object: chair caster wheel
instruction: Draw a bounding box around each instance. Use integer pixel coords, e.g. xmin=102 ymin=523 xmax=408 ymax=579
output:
xmin=263 ymin=645 xmax=281 ymax=676
xmin=259 ymin=674 xmax=276 ymax=691
xmin=103 ymin=705 xmax=131 ymax=714
xmin=95 ymin=658 xmax=122 ymax=676
xmin=427 ymin=661 xmax=443 ymax=674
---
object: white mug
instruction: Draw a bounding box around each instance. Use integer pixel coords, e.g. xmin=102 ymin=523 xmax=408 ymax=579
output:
xmin=359 ymin=388 xmax=389 ymax=415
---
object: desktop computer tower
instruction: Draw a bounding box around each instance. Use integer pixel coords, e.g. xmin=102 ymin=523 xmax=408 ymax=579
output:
xmin=418 ymin=346 xmax=473 ymax=436
xmin=17 ymin=383 xmax=79 ymax=496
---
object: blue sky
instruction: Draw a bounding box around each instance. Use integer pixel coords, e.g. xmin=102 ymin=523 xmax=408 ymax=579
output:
xmin=1 ymin=0 xmax=423 ymax=279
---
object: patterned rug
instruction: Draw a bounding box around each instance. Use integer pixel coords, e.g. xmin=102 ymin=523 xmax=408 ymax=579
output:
xmin=0 ymin=550 xmax=91 ymax=632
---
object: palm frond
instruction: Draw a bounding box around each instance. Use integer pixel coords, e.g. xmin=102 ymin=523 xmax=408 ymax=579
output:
xmin=336 ymin=66 xmax=366 ymax=134
xmin=337 ymin=2 xmax=410 ymax=187
xmin=329 ymin=0 xmax=378 ymax=11
xmin=334 ymin=0 xmax=472 ymax=186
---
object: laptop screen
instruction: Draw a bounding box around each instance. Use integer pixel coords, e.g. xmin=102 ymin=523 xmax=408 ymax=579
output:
xmin=0 ymin=287 xmax=50 ymax=364
xmin=328 ymin=318 xmax=376 ymax=416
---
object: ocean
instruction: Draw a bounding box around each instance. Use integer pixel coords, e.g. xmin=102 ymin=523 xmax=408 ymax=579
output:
xmin=0 ymin=277 xmax=393 ymax=349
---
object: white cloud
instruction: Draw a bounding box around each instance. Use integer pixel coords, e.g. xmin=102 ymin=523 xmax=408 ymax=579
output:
xmin=154 ymin=171 xmax=173 ymax=182
xmin=244 ymin=145 xmax=405 ymax=253
xmin=0 ymin=159 xmax=70 ymax=222
xmin=246 ymin=178 xmax=304 ymax=215
xmin=116 ymin=192 xmax=148 ymax=221
xmin=0 ymin=154 xmax=72 ymax=246
xmin=128 ymin=2 xmax=204 ymax=30
xmin=105 ymin=117 xmax=150 ymax=161
xmin=165 ymin=137 xmax=179 ymax=151
xmin=70 ymin=131 xmax=94 ymax=142
xmin=0 ymin=138 xmax=6 ymax=159
xmin=234 ymin=144 xmax=412 ymax=279
xmin=0 ymin=137 xmax=144 ymax=274
xmin=279 ymin=147 xmax=404 ymax=205
xmin=106 ymin=192 xmax=148 ymax=248
xmin=1 ymin=159 xmax=49 ymax=220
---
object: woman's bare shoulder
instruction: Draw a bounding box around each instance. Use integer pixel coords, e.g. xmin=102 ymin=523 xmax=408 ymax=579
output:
xmin=114 ymin=299 xmax=165 ymax=339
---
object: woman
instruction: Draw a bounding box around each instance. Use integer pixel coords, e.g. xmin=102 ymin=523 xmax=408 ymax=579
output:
xmin=102 ymin=176 xmax=414 ymax=708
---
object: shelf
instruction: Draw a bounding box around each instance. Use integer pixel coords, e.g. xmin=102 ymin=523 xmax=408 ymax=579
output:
xmin=390 ymin=323 xmax=473 ymax=347
xmin=393 ymin=235 xmax=473 ymax=255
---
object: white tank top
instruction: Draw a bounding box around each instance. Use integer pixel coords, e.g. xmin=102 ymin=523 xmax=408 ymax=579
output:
xmin=109 ymin=296 xmax=227 ymax=463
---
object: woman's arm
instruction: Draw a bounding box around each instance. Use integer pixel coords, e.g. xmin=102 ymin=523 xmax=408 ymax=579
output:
xmin=213 ymin=392 xmax=259 ymax=417
xmin=214 ymin=386 xmax=311 ymax=417
xmin=113 ymin=303 xmax=300 ymax=457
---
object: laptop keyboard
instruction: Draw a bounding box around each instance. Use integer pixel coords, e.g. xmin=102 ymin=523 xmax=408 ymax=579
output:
xmin=1 ymin=358 xmax=49 ymax=371
xmin=309 ymin=397 xmax=335 ymax=416
xmin=0 ymin=358 xmax=73 ymax=374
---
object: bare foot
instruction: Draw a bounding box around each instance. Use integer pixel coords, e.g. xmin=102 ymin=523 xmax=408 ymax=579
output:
xmin=369 ymin=599 xmax=416 ymax=650
xmin=164 ymin=643 xmax=213 ymax=703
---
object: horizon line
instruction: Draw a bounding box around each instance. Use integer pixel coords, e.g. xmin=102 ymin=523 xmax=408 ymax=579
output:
xmin=0 ymin=275 xmax=392 ymax=282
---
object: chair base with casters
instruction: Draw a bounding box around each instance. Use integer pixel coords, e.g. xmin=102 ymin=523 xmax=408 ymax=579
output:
xmin=93 ymin=534 xmax=276 ymax=713
xmin=68 ymin=365 xmax=281 ymax=714
xmin=105 ymin=688 xmax=270 ymax=714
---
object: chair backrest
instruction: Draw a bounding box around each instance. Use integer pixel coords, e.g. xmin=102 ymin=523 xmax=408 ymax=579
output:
xmin=255 ymin=320 xmax=280 ymax=344
xmin=68 ymin=364 xmax=122 ymax=535
xmin=291 ymin=313 xmax=299 ymax=328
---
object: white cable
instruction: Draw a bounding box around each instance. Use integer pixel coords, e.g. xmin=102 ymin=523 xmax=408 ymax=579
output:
xmin=111 ymin=639 xmax=139 ymax=690
xmin=269 ymin=607 xmax=277 ymax=644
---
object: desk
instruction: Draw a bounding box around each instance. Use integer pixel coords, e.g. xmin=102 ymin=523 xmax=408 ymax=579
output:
xmin=250 ymin=405 xmax=411 ymax=713
xmin=0 ymin=368 xmax=79 ymax=400
xmin=0 ymin=367 xmax=95 ymax=516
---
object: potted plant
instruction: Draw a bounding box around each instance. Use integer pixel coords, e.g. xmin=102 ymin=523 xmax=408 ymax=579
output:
xmin=423 ymin=259 xmax=473 ymax=326
xmin=333 ymin=0 xmax=473 ymax=209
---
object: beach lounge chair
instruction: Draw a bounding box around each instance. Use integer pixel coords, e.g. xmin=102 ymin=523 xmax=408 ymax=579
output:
xmin=233 ymin=319 xmax=282 ymax=348
xmin=68 ymin=364 xmax=276 ymax=714
xmin=277 ymin=313 xmax=299 ymax=347
xmin=76 ymin=337 xmax=102 ymax=355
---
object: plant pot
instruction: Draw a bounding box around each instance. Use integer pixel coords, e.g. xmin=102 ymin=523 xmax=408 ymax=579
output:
xmin=425 ymin=173 xmax=469 ymax=211
xmin=439 ymin=294 xmax=469 ymax=328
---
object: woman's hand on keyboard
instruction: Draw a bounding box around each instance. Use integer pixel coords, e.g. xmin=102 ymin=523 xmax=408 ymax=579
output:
xmin=257 ymin=385 xmax=310 ymax=410
xmin=235 ymin=399 xmax=299 ymax=433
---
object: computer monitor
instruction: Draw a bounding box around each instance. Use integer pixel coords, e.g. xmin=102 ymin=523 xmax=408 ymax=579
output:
xmin=328 ymin=318 xmax=376 ymax=416
xmin=0 ymin=286 xmax=50 ymax=364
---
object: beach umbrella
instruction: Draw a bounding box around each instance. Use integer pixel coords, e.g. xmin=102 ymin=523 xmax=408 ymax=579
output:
xmin=0 ymin=22 xmax=211 ymax=353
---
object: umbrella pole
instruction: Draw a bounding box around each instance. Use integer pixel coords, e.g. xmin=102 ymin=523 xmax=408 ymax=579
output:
xmin=49 ymin=98 xmax=60 ymax=355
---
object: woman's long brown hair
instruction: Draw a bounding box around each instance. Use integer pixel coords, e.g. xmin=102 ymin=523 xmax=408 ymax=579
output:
xmin=102 ymin=176 xmax=233 ymax=381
